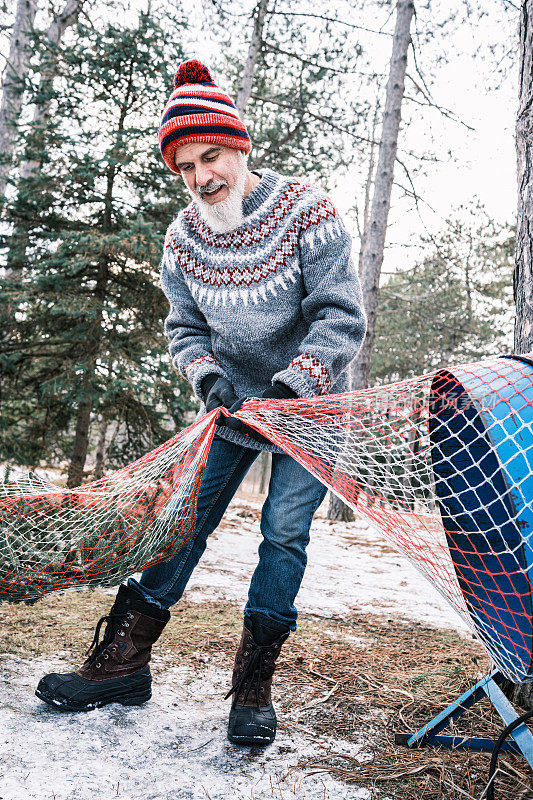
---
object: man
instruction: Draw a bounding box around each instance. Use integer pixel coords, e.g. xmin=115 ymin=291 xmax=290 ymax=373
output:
xmin=36 ymin=59 xmax=366 ymax=747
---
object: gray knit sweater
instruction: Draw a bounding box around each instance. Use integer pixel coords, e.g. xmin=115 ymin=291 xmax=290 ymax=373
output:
xmin=161 ymin=168 xmax=366 ymax=452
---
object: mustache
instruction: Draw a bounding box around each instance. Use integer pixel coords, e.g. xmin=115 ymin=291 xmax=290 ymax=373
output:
xmin=196 ymin=179 xmax=229 ymax=198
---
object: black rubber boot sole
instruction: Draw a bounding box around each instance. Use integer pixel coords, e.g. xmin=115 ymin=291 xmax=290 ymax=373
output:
xmin=35 ymin=666 xmax=152 ymax=712
xmin=227 ymin=702 xmax=277 ymax=746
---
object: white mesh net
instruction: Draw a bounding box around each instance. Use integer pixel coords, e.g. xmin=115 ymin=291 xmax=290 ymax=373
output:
xmin=1 ymin=355 xmax=533 ymax=683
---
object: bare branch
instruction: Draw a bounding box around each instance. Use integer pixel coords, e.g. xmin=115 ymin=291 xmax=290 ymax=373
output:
xmin=392 ymin=178 xmax=436 ymax=213
xmin=263 ymin=41 xmax=368 ymax=76
xmin=394 ymin=154 xmax=426 ymax=217
xmin=267 ymin=10 xmax=393 ymax=37
xmin=249 ymin=118 xmax=305 ymax=169
xmin=407 ymin=36 xmax=435 ymax=109
xmin=403 ymin=86 xmax=475 ymax=131
xmin=204 ymin=0 xmax=250 ymax=18
xmin=249 ymin=93 xmax=378 ymax=146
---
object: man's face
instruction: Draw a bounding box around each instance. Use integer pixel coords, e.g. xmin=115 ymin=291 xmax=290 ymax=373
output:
xmin=174 ymin=143 xmax=244 ymax=205
xmin=174 ymin=142 xmax=249 ymax=233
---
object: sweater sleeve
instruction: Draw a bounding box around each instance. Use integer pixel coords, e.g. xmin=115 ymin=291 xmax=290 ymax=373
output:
xmin=160 ymin=239 xmax=228 ymax=403
xmin=271 ymin=201 xmax=367 ymax=397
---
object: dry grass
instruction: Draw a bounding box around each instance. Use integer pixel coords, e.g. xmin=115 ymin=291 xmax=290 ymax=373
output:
xmin=2 ymin=591 xmax=533 ymax=799
xmin=274 ymin=614 xmax=533 ymax=800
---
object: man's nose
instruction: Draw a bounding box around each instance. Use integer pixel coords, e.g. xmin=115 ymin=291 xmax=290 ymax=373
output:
xmin=195 ymin=164 xmax=215 ymax=188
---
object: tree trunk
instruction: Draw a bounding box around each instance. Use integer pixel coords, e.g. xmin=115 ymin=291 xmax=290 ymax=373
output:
xmin=508 ymin=0 xmax=533 ymax=712
xmin=20 ymin=0 xmax=85 ymax=182
xmin=258 ymin=451 xmax=270 ymax=494
xmin=328 ymin=6 xmax=412 ymax=523
xmin=357 ymin=97 xmax=381 ymax=278
xmin=67 ymin=397 xmax=92 ymax=487
xmin=236 ymin=0 xmax=269 ymax=118
xmin=93 ymin=416 xmax=109 ymax=480
xmin=66 ymin=253 xmax=108 ymax=487
xmin=514 ymin=0 xmax=533 ymax=355
xmin=328 ymin=491 xmax=355 ymax=522
xmin=351 ymin=0 xmax=414 ymax=392
xmin=0 ymin=0 xmax=37 ymax=206
xmin=66 ymin=61 xmax=135 ymax=485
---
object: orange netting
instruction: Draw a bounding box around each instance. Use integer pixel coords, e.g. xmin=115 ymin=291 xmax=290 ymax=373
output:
xmin=1 ymin=355 xmax=533 ymax=682
xmin=0 ymin=412 xmax=215 ymax=603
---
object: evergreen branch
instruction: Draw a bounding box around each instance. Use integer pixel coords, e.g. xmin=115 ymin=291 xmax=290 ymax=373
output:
xmin=0 ymin=338 xmax=76 ymax=353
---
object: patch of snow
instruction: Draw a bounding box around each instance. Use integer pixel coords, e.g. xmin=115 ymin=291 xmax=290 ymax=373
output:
xmin=1 ymin=492 xmax=470 ymax=800
xmin=184 ymin=494 xmax=470 ymax=635
xmin=0 ymin=653 xmax=373 ymax=800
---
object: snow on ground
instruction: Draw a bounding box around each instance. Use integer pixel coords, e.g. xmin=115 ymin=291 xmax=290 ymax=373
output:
xmin=0 ymin=652 xmax=372 ymax=800
xmin=0 ymin=489 xmax=469 ymax=800
xmin=186 ymin=493 xmax=470 ymax=634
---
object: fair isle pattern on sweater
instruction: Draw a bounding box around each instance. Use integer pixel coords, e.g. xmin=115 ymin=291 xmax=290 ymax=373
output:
xmin=160 ymin=168 xmax=366 ymax=452
xmin=183 ymin=354 xmax=218 ymax=383
xmin=287 ymin=353 xmax=332 ymax=395
xmin=164 ymin=180 xmax=339 ymax=299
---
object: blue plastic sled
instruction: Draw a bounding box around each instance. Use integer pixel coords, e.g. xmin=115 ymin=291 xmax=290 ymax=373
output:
xmin=429 ymin=355 xmax=533 ymax=682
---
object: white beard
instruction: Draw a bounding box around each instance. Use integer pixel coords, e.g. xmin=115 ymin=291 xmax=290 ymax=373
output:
xmin=189 ymin=152 xmax=248 ymax=234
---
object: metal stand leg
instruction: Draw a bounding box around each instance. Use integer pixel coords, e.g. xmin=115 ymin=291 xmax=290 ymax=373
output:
xmin=395 ymin=668 xmax=533 ymax=772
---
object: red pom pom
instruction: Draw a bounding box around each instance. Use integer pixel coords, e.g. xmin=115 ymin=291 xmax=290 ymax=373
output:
xmin=174 ymin=60 xmax=214 ymax=89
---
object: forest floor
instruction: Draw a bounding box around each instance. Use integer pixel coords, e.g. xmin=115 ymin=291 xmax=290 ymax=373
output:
xmin=1 ymin=493 xmax=532 ymax=800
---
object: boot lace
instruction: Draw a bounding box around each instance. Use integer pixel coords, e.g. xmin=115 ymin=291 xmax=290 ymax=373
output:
xmin=84 ymin=610 xmax=133 ymax=665
xmin=224 ymin=642 xmax=275 ymax=708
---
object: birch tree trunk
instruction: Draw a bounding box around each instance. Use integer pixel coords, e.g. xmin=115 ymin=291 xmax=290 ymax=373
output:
xmin=326 ymin=98 xmax=380 ymax=520
xmin=20 ymin=0 xmax=85 ymax=182
xmin=258 ymin=452 xmax=270 ymax=494
xmin=0 ymin=0 xmax=37 ymax=205
xmin=357 ymin=98 xmax=381 ymax=279
xmin=508 ymin=0 xmax=533 ymax=712
xmin=351 ymin=0 xmax=414 ymax=392
xmin=4 ymin=0 xmax=85 ymax=282
xmin=236 ymin=0 xmax=269 ymax=118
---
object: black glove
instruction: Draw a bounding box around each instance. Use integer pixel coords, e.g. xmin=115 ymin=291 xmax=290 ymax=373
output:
xmin=215 ymin=382 xmax=297 ymax=443
xmin=201 ymin=374 xmax=238 ymax=413
xmin=261 ymin=382 xmax=298 ymax=401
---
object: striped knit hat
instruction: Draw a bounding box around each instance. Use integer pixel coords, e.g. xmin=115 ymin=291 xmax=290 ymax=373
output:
xmin=158 ymin=60 xmax=252 ymax=174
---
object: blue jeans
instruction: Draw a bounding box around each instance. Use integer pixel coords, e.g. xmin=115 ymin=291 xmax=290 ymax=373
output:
xmin=128 ymin=433 xmax=327 ymax=629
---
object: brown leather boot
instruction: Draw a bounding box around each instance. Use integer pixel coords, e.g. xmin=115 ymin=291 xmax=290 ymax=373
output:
xmin=35 ymin=584 xmax=170 ymax=711
xmin=226 ymin=613 xmax=290 ymax=746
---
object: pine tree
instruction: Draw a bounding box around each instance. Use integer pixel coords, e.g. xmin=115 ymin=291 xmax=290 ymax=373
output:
xmin=0 ymin=4 xmax=194 ymax=481
xmin=370 ymin=208 xmax=514 ymax=384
